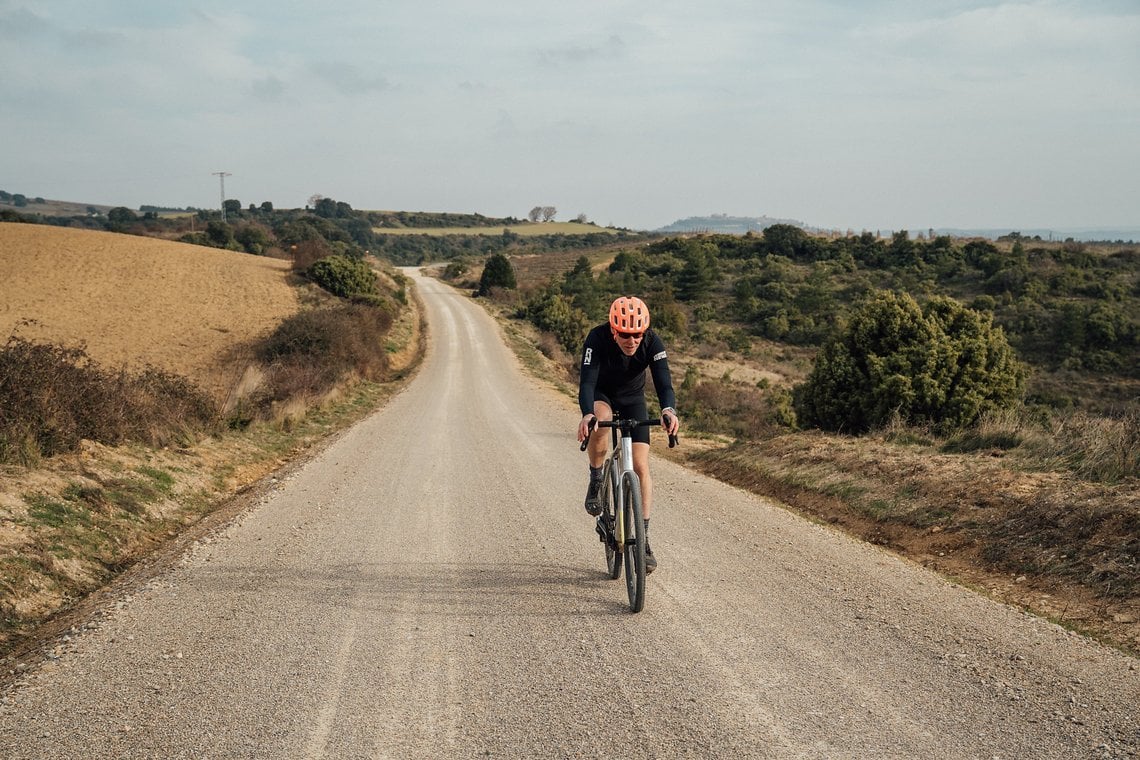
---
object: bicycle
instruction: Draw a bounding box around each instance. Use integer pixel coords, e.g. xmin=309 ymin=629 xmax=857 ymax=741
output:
xmin=580 ymin=414 xmax=678 ymax=613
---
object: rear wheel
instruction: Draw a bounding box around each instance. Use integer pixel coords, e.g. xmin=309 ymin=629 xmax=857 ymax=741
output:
xmin=602 ymin=460 xmax=621 ymax=579
xmin=621 ymin=471 xmax=646 ymax=613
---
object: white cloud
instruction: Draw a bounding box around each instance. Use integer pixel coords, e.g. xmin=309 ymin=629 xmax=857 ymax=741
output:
xmin=1 ymin=0 xmax=1136 ymax=229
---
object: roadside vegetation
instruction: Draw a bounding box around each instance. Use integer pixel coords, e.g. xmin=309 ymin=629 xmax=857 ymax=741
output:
xmin=0 ymin=206 xmax=417 ymax=654
xmin=445 ymin=225 xmax=1139 ymax=651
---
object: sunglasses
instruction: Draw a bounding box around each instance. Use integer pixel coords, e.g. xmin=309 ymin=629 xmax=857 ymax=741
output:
xmin=615 ymin=330 xmax=644 ymax=340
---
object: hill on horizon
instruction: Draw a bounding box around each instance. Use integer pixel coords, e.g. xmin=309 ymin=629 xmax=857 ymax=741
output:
xmin=655 ymin=212 xmax=1140 ymax=243
xmin=656 ymin=213 xmax=806 ymax=234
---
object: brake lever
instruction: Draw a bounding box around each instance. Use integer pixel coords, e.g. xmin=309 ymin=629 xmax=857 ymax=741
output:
xmin=579 ymin=417 xmax=597 ymax=451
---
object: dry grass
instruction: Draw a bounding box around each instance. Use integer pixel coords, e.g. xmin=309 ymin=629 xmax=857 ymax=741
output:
xmin=944 ymin=407 xmax=1140 ymax=484
xmin=691 ymin=431 xmax=1140 ymax=652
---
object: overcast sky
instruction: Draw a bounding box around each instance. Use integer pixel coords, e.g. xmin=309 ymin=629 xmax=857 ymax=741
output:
xmin=2 ymin=1 xmax=1137 ymax=232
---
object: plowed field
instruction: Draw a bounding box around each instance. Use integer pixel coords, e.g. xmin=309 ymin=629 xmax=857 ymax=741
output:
xmin=0 ymin=223 xmax=300 ymax=398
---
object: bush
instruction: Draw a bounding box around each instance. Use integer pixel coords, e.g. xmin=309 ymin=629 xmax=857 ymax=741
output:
xmin=105 ymin=207 xmax=138 ymax=231
xmin=307 ymin=255 xmax=378 ymax=299
xmin=679 ymin=377 xmax=790 ymax=440
xmin=177 ymin=232 xmax=211 ymax=247
xmin=0 ymin=338 xmax=216 ymax=464
xmin=524 ymin=287 xmax=590 ymax=353
xmin=254 ymin=304 xmax=393 ymax=398
xmin=206 ymin=221 xmax=237 ymax=249
xmin=442 ymin=261 xmax=469 ymax=280
xmin=478 ymin=253 xmax=517 ymax=295
xmin=234 ymin=223 xmax=271 ymax=255
xmin=289 ymin=239 xmax=331 ymax=272
xmin=794 ymin=291 xmax=1025 ymax=433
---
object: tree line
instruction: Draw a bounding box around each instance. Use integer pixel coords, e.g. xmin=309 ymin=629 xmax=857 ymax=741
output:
xmin=473 ymin=223 xmax=1137 ymax=437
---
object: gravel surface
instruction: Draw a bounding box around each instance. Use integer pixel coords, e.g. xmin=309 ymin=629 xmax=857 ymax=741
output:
xmin=2 ymin=269 xmax=1138 ymax=759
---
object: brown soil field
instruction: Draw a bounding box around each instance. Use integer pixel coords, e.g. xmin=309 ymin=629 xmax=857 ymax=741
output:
xmin=0 ymin=223 xmax=301 ymax=399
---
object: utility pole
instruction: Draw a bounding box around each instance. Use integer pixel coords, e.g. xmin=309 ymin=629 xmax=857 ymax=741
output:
xmin=212 ymin=171 xmax=231 ymax=221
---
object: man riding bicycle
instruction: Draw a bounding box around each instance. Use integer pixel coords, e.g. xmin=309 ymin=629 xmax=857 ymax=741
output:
xmin=576 ymin=296 xmax=680 ymax=573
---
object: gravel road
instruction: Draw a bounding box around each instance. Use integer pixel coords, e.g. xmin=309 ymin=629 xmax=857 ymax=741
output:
xmin=2 ymin=269 xmax=1138 ymax=759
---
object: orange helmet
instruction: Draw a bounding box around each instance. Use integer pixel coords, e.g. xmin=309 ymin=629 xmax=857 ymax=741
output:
xmin=609 ymin=296 xmax=650 ymax=333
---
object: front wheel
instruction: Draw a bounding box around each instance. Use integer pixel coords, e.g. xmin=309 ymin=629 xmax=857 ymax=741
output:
xmin=621 ymin=471 xmax=646 ymax=613
xmin=602 ymin=461 xmax=621 ymax=579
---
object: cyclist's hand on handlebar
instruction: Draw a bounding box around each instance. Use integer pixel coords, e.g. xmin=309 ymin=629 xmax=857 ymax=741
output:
xmin=577 ymin=414 xmax=597 ymax=443
xmin=662 ymin=409 xmax=680 ymax=437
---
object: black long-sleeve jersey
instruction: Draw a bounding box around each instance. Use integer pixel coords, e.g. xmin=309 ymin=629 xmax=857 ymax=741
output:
xmin=578 ymin=324 xmax=677 ymax=416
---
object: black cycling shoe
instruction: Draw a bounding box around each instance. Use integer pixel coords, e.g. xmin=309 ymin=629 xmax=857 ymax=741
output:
xmin=645 ymin=542 xmax=658 ymax=574
xmin=596 ymin=515 xmax=619 ymax=553
xmin=584 ymin=478 xmax=604 ymax=516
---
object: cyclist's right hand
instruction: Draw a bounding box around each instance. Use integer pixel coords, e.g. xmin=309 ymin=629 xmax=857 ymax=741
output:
xmin=577 ymin=414 xmax=597 ymax=443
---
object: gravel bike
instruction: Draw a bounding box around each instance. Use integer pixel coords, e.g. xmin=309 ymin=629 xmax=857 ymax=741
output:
xmin=580 ymin=415 xmax=677 ymax=613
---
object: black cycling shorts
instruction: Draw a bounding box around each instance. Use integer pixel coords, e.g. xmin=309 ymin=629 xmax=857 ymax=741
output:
xmin=591 ymin=391 xmax=651 ymax=445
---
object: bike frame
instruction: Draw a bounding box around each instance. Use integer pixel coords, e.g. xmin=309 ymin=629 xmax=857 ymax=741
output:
xmin=606 ymin=423 xmax=639 ymax=554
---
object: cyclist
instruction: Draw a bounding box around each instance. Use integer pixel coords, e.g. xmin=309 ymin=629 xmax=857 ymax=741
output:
xmin=577 ymin=296 xmax=680 ymax=573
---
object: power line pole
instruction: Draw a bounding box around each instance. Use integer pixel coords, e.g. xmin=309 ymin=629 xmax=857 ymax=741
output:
xmin=212 ymin=171 xmax=231 ymax=221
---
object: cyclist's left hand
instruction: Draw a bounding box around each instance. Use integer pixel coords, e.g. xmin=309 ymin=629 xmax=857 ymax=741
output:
xmin=662 ymin=410 xmax=679 ymax=436
xmin=577 ymin=413 xmax=597 ymax=443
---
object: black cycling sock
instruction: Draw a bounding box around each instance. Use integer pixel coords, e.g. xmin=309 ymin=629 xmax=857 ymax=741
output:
xmin=589 ymin=465 xmax=603 ymax=481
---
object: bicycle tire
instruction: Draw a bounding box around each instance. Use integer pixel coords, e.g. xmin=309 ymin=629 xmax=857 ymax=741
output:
xmin=621 ymin=470 xmax=646 ymax=613
xmin=602 ymin=459 xmax=621 ymax=579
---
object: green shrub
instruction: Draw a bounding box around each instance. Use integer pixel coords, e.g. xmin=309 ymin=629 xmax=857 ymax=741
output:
xmin=524 ymin=287 xmax=590 ymax=353
xmin=206 ymin=221 xmax=237 ymax=250
xmin=234 ymin=223 xmax=271 ymax=255
xmin=177 ymin=232 xmax=211 ymax=247
xmin=794 ymin=291 xmax=1025 ymax=433
xmin=307 ymin=255 xmax=378 ymax=299
xmin=478 ymin=253 xmax=517 ymax=295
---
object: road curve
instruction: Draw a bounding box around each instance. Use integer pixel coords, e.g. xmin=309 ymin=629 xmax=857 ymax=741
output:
xmin=1 ymin=269 xmax=1137 ymax=758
